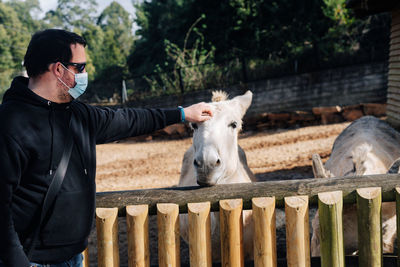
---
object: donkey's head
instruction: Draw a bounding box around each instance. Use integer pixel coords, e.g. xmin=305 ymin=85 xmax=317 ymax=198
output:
xmin=190 ymin=90 xmax=252 ymax=186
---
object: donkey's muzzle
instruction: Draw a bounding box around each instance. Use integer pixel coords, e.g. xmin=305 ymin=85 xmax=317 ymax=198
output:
xmin=193 ymin=157 xmax=221 ymax=169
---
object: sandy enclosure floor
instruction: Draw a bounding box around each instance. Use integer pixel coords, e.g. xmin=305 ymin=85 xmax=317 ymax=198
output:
xmin=88 ymin=121 xmax=351 ymax=266
xmin=95 ymin=121 xmax=350 ymax=192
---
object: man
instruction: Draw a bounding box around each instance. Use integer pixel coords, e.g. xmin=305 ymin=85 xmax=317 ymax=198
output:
xmin=0 ymin=29 xmax=212 ymax=267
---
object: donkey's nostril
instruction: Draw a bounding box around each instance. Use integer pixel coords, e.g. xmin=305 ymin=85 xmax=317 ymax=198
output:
xmin=216 ymin=159 xmax=221 ymax=165
xmin=194 ymin=159 xmax=200 ymax=167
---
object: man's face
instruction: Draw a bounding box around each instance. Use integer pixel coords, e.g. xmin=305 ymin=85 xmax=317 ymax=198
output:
xmin=57 ymin=43 xmax=87 ymax=100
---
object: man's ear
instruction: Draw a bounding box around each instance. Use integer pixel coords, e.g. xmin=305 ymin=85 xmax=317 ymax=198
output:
xmin=51 ymin=62 xmax=63 ymax=78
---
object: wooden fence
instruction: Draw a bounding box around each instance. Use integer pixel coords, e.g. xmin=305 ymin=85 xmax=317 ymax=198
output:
xmin=84 ymin=173 xmax=400 ymax=266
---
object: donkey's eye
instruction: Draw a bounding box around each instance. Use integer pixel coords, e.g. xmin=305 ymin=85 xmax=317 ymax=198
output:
xmin=191 ymin=123 xmax=198 ymax=130
xmin=229 ymin=121 xmax=237 ymax=129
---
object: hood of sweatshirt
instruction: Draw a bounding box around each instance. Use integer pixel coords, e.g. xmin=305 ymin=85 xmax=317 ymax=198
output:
xmin=3 ymin=76 xmax=74 ymax=108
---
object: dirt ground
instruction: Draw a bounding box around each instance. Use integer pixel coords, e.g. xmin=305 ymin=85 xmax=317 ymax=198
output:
xmin=95 ymin=121 xmax=350 ymax=191
xmin=88 ymin=121 xmax=351 ymax=266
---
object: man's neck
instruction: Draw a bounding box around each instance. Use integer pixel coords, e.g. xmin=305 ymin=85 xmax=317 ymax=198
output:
xmin=28 ymin=76 xmax=71 ymax=103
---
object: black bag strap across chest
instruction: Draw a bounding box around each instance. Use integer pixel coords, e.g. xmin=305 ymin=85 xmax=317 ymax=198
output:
xmin=26 ymin=112 xmax=76 ymax=258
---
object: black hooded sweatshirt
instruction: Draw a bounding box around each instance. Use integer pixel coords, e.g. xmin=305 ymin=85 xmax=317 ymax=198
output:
xmin=0 ymin=76 xmax=181 ymax=266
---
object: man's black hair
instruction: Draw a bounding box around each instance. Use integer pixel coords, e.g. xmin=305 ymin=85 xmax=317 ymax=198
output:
xmin=24 ymin=29 xmax=87 ymax=78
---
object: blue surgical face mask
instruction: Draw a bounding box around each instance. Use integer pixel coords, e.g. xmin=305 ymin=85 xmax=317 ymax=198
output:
xmin=58 ymin=64 xmax=88 ymax=99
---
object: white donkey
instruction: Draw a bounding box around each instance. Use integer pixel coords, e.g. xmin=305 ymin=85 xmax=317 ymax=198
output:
xmin=179 ymin=90 xmax=256 ymax=261
xmin=311 ymin=116 xmax=400 ymax=256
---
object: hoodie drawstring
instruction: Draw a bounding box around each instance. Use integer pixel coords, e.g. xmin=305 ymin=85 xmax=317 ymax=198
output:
xmin=48 ymin=101 xmax=54 ymax=175
xmin=70 ymin=107 xmax=88 ymax=176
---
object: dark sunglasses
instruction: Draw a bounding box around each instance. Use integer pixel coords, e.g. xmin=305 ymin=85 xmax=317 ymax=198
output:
xmin=61 ymin=62 xmax=86 ymax=73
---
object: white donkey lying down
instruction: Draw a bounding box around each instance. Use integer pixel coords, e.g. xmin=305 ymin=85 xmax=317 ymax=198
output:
xmin=179 ymin=90 xmax=256 ymax=261
xmin=311 ymin=116 xmax=400 ymax=256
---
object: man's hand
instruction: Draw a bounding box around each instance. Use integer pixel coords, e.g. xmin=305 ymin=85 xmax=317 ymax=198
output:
xmin=183 ymin=102 xmax=213 ymax=123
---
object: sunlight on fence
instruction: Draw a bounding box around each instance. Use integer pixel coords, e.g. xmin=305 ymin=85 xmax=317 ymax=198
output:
xmin=83 ymin=174 xmax=400 ymax=266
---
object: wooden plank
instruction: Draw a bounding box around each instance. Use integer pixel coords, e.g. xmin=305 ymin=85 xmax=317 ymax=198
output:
xmin=387 ymin=114 xmax=400 ymax=125
xmin=388 ymin=93 xmax=400 ymax=102
xmin=388 ymin=84 xmax=400 ymax=91
xmin=388 ymin=88 xmax=400 ymax=96
xmin=362 ymin=103 xmax=386 ymax=116
xmin=97 ymin=175 xmax=398 ymax=216
xmin=96 ymin=208 xmax=120 ymax=267
xmin=387 ymin=110 xmax=400 ymax=120
xmin=390 ymin=49 xmax=400 ymax=57
xmin=252 ymin=197 xmax=277 ymax=267
xmin=126 ymin=205 xmax=150 ymax=267
xmin=389 ymin=62 xmax=400 ymax=69
xmin=386 ymin=106 xmax=400 ymax=118
xmin=220 ymin=199 xmax=244 ymax=267
xmin=390 ymin=42 xmax=400 ymax=51
xmin=387 ymin=85 xmax=400 ymax=95
xmin=388 ymin=94 xmax=400 ymax=102
xmin=96 ymin=174 xmax=400 ymax=216
xmin=391 ymin=23 xmax=400 ymax=34
xmin=389 ymin=56 xmax=400 ymax=63
xmin=187 ymin=202 xmax=212 ymax=267
xmin=390 ymin=37 xmax=400 ymax=46
xmin=318 ymin=191 xmax=345 ymax=267
xmin=388 ymin=80 xmax=400 ymax=88
xmin=387 ymin=117 xmax=400 ymax=130
xmin=391 ymin=29 xmax=400 ymax=40
xmin=388 ymin=64 xmax=400 ymax=71
xmin=285 ymin=196 xmax=310 ymax=267
xmin=387 ymin=114 xmax=400 ymax=127
xmin=357 ymin=187 xmax=382 ymax=267
xmin=387 ymin=107 xmax=400 ymax=117
xmin=388 ymin=94 xmax=400 ymax=105
xmin=312 ymin=106 xmax=341 ymax=115
xmin=387 ymin=99 xmax=400 ymax=109
xmin=157 ymin=203 xmax=180 ymax=267
xmin=389 ymin=75 xmax=400 ymax=82
xmin=392 ymin=22 xmax=400 ymax=31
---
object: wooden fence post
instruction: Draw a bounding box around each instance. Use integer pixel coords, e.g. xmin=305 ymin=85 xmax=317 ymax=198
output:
xmin=318 ymin=191 xmax=344 ymax=267
xmin=252 ymin=197 xmax=277 ymax=267
xmin=220 ymin=199 xmax=244 ymax=267
xmin=284 ymin=196 xmax=310 ymax=267
xmin=96 ymin=207 xmax=120 ymax=267
xmin=82 ymin=247 xmax=89 ymax=267
xmin=188 ymin=202 xmax=212 ymax=267
xmin=157 ymin=203 xmax=180 ymax=267
xmin=126 ymin=205 xmax=150 ymax=267
xmin=357 ymin=187 xmax=382 ymax=267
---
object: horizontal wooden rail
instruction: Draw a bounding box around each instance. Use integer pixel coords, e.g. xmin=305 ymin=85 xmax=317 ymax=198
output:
xmin=96 ymin=173 xmax=400 ymax=216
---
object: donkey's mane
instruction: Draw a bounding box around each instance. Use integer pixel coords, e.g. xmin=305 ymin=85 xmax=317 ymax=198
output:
xmin=211 ymin=91 xmax=228 ymax=102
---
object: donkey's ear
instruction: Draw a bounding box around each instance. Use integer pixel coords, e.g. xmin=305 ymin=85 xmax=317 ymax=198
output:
xmin=232 ymin=90 xmax=252 ymax=117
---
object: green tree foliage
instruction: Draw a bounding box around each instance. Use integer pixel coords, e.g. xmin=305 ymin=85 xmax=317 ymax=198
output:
xmin=7 ymin=0 xmax=44 ymax=32
xmin=83 ymin=1 xmax=135 ymax=100
xmin=81 ymin=24 xmax=105 ymax=79
xmin=129 ymin=0 xmax=389 ymax=80
xmin=0 ymin=0 xmax=390 ymax=101
xmin=0 ymin=1 xmax=33 ymax=93
xmin=97 ymin=1 xmax=134 ymax=64
xmin=129 ymin=0 xmax=197 ymax=76
xmin=144 ymin=16 xmax=217 ymax=94
xmin=43 ymin=0 xmax=98 ymax=31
